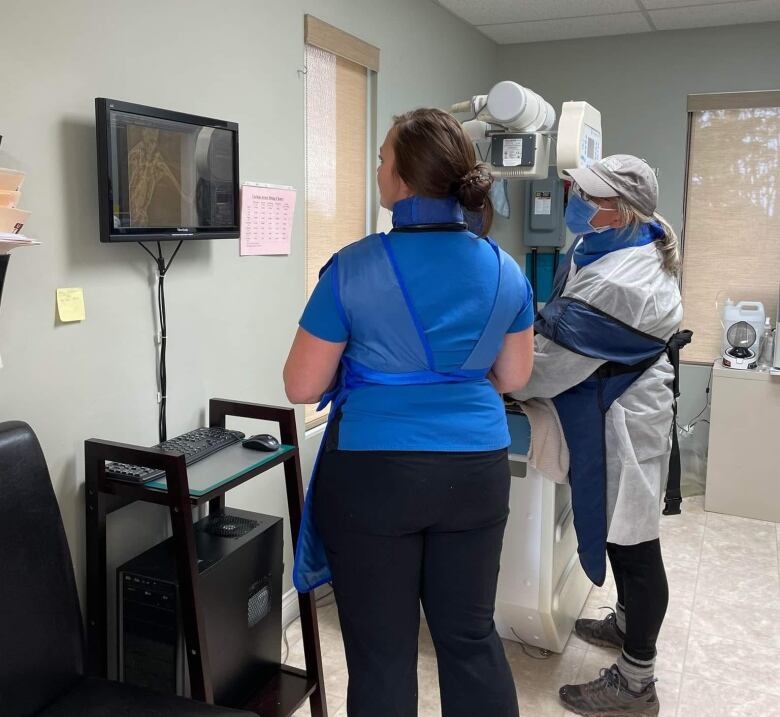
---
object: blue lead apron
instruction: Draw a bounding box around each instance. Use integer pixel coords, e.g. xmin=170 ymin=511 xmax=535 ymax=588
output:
xmin=536 ymin=243 xmax=690 ymax=586
xmin=293 ymin=224 xmax=523 ymax=593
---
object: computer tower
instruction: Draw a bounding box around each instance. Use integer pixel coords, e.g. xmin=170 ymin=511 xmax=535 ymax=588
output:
xmin=117 ymin=508 xmax=282 ymax=708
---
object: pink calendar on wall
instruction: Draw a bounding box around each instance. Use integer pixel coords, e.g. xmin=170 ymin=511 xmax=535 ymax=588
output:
xmin=239 ymin=182 xmax=296 ymax=256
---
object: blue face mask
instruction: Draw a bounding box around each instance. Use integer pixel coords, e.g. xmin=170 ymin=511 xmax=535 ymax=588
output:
xmin=564 ymin=192 xmax=615 ymax=235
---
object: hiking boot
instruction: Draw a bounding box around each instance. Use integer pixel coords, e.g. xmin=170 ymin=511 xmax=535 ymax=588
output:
xmin=574 ymin=609 xmax=624 ymax=650
xmin=559 ymin=664 xmax=659 ymax=717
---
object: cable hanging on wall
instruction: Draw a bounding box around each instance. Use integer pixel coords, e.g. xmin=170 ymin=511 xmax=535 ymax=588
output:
xmin=139 ymin=240 xmax=183 ymax=443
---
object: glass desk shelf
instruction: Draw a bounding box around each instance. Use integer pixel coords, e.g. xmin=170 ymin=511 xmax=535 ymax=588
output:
xmin=139 ymin=443 xmax=296 ymax=496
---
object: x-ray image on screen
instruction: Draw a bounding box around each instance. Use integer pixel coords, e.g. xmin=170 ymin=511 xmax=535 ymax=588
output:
xmin=110 ymin=112 xmax=235 ymax=230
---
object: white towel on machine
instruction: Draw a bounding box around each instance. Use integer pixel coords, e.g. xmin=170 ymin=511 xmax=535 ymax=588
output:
xmin=517 ymin=397 xmax=570 ymax=484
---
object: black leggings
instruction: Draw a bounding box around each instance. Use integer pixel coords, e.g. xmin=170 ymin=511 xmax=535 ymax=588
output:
xmin=314 ymin=448 xmax=518 ymax=717
xmin=607 ymin=539 xmax=669 ymax=662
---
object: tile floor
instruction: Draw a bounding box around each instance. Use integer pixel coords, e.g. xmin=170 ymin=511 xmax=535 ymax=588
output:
xmin=286 ymin=496 xmax=780 ymax=716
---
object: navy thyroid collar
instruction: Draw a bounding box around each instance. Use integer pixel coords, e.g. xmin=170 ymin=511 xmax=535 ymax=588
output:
xmin=391 ymin=196 xmax=467 ymax=230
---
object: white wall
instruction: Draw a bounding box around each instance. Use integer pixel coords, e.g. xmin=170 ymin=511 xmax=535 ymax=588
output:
xmin=498 ymin=21 xmax=780 ymax=427
xmin=0 ymin=0 xmax=499 ymax=648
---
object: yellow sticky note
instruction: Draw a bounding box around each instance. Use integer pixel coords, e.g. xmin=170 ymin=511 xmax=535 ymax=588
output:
xmin=56 ymin=288 xmax=86 ymax=322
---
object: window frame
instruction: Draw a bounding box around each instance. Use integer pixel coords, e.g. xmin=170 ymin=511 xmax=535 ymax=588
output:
xmin=302 ymin=17 xmax=379 ymax=429
xmin=680 ymin=89 xmax=780 ymax=365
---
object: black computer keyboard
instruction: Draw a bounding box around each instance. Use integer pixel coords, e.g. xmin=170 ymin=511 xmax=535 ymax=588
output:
xmin=105 ymin=427 xmax=246 ymax=484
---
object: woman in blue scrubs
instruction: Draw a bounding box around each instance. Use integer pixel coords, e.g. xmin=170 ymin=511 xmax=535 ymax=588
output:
xmin=284 ymin=108 xmax=534 ymax=716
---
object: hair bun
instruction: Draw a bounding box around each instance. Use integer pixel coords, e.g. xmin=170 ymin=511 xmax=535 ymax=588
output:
xmin=455 ymin=165 xmax=493 ymax=212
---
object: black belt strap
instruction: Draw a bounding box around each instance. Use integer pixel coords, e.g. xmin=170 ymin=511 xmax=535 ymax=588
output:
xmin=662 ymin=330 xmax=693 ymax=515
xmin=595 ymin=353 xmax=662 ymax=379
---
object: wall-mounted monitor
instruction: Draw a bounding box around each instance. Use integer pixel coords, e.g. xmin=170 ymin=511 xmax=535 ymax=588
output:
xmin=95 ymin=98 xmax=240 ymax=242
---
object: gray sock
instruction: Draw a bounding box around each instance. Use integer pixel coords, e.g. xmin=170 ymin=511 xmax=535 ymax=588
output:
xmin=615 ymin=602 xmax=627 ymax=635
xmin=617 ymin=650 xmax=655 ymax=694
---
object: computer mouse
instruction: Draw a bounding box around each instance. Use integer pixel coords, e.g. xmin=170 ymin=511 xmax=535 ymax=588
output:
xmin=242 ymin=434 xmax=280 ymax=452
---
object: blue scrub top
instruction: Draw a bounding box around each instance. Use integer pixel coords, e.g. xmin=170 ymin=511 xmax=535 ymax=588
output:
xmin=300 ymin=199 xmax=534 ymax=452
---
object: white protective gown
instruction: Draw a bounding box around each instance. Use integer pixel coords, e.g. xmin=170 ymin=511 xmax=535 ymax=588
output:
xmin=512 ymin=241 xmax=683 ymax=545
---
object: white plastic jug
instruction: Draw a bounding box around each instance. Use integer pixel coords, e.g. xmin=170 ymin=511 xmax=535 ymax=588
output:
xmin=722 ymin=300 xmax=765 ymax=352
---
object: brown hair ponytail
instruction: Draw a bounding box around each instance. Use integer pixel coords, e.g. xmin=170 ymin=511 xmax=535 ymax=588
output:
xmin=392 ymin=108 xmax=494 ymax=235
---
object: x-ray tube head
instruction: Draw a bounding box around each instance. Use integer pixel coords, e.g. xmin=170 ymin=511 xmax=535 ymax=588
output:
xmin=483 ymin=81 xmax=556 ymax=133
xmin=451 ymin=83 xmax=602 ymax=183
xmin=451 ymin=81 xmax=555 ymax=133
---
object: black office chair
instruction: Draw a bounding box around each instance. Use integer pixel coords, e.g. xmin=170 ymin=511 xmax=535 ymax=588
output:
xmin=0 ymin=420 xmax=255 ymax=717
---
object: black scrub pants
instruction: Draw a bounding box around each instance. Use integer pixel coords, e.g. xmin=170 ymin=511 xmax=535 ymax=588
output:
xmin=314 ymin=447 xmax=519 ymax=717
xmin=606 ymin=539 xmax=669 ymax=662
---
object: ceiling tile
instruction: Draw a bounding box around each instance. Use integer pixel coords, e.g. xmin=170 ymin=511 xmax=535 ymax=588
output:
xmin=436 ymin=0 xmax=639 ymax=26
xmin=649 ymin=0 xmax=780 ymax=29
xmin=478 ymin=11 xmax=653 ymax=44
xmin=640 ymin=0 xmax=757 ymax=9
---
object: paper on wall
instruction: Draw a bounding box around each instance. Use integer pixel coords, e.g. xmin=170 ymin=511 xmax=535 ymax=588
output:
xmin=56 ymin=288 xmax=86 ymax=322
xmin=239 ymin=182 xmax=295 ymax=256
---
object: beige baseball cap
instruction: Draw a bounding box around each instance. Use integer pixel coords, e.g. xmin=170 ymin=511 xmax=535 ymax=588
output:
xmin=563 ymin=154 xmax=658 ymax=216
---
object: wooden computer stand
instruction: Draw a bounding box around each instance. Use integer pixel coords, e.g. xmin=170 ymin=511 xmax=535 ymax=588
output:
xmin=84 ymin=398 xmax=327 ymax=716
